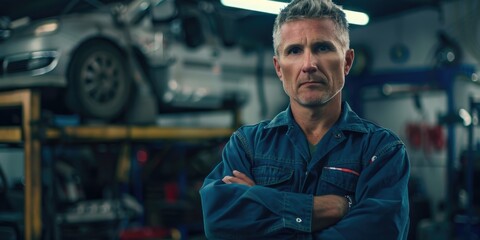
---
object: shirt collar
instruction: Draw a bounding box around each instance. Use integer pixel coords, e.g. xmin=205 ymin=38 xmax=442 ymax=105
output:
xmin=264 ymin=101 xmax=368 ymax=134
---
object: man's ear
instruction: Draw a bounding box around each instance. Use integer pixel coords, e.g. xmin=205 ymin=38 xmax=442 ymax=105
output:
xmin=273 ymin=56 xmax=283 ymax=80
xmin=344 ymin=49 xmax=355 ymax=75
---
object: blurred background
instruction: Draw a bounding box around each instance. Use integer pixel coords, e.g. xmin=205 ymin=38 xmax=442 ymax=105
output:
xmin=0 ymin=0 xmax=479 ymax=239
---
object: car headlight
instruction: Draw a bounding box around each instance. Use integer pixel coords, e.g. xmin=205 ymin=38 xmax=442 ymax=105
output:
xmin=34 ymin=20 xmax=58 ymax=36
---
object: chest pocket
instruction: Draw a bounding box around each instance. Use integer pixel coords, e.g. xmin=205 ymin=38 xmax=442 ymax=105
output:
xmin=320 ymin=166 xmax=359 ymax=195
xmin=252 ymin=165 xmax=294 ymax=191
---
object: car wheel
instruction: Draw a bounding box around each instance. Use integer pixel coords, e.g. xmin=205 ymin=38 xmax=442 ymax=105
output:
xmin=67 ymin=42 xmax=132 ymax=121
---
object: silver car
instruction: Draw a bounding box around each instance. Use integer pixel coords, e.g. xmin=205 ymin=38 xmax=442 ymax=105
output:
xmin=0 ymin=0 xmax=247 ymax=121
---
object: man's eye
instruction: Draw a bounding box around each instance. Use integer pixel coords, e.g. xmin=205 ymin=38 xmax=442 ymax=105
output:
xmin=315 ymin=44 xmax=333 ymax=52
xmin=287 ymin=47 xmax=302 ymax=55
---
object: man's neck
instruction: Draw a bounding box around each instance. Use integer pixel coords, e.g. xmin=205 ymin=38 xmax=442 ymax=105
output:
xmin=291 ymin=98 xmax=342 ymax=145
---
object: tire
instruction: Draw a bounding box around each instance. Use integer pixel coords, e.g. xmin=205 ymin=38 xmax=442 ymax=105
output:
xmin=67 ymin=41 xmax=132 ymax=121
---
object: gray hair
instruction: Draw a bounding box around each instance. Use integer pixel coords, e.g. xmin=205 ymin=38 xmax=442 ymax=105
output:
xmin=272 ymin=0 xmax=350 ymax=56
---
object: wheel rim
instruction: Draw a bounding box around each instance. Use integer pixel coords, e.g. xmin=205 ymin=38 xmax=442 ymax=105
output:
xmin=81 ymin=51 xmax=123 ymax=103
xmin=78 ymin=49 xmax=129 ymax=117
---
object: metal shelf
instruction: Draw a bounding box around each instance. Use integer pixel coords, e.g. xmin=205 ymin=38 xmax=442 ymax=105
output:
xmin=0 ymin=125 xmax=234 ymax=142
xmin=0 ymin=89 xmax=235 ymax=240
xmin=45 ymin=125 xmax=234 ymax=141
xmin=0 ymin=127 xmax=22 ymax=143
xmin=0 ymin=89 xmax=41 ymax=240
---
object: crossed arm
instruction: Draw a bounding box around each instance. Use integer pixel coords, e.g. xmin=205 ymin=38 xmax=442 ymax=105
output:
xmin=201 ymin=128 xmax=410 ymax=239
xmin=223 ymin=170 xmax=349 ymax=231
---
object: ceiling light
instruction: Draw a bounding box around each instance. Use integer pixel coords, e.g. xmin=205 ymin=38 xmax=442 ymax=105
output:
xmin=221 ymin=0 xmax=285 ymax=15
xmin=343 ymin=9 xmax=369 ymax=25
xmin=220 ymin=0 xmax=369 ymax=25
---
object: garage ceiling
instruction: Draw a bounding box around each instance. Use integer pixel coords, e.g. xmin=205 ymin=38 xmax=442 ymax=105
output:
xmin=0 ymin=0 xmax=446 ymax=49
xmin=0 ymin=0 xmax=443 ymax=21
xmin=336 ymin=0 xmax=441 ymax=21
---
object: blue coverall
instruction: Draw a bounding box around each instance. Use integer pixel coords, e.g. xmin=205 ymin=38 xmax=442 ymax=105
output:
xmin=200 ymin=102 xmax=410 ymax=239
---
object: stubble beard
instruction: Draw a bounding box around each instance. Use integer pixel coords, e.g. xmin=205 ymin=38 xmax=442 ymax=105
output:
xmin=284 ymin=82 xmax=344 ymax=108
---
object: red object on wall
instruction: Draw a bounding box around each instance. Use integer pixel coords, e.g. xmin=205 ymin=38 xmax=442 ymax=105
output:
xmin=406 ymin=123 xmax=445 ymax=152
xmin=427 ymin=125 xmax=445 ymax=150
xmin=406 ymin=123 xmax=423 ymax=149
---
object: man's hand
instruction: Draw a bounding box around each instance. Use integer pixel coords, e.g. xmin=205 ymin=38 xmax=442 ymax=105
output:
xmin=222 ymin=170 xmax=255 ymax=187
xmin=312 ymin=195 xmax=349 ymax=231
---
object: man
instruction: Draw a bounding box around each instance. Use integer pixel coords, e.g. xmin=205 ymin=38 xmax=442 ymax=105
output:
xmin=199 ymin=0 xmax=410 ymax=239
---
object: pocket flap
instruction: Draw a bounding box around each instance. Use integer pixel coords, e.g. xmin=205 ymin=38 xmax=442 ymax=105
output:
xmin=253 ymin=166 xmax=294 ymax=186
xmin=320 ymin=167 xmax=359 ymax=192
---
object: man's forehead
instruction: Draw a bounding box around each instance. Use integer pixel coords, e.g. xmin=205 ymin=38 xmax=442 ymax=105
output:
xmin=280 ymin=19 xmax=336 ymax=36
xmin=279 ymin=19 xmax=338 ymax=43
xmin=281 ymin=18 xmax=336 ymax=29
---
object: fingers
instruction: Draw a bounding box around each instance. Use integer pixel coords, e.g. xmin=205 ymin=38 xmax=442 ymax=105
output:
xmin=222 ymin=176 xmax=233 ymax=184
xmin=233 ymin=170 xmax=255 ymax=186
xmin=222 ymin=170 xmax=256 ymax=186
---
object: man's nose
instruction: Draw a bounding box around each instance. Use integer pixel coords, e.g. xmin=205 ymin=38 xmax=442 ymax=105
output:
xmin=302 ymin=52 xmax=318 ymax=73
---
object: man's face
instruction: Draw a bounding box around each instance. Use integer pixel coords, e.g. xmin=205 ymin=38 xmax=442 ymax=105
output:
xmin=273 ymin=18 xmax=354 ymax=108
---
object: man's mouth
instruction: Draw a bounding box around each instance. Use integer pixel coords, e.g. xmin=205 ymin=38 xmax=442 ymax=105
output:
xmin=299 ymin=81 xmax=325 ymax=87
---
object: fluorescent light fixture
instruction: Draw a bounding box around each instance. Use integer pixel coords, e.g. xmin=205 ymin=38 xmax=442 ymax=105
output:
xmin=343 ymin=9 xmax=369 ymax=25
xmin=220 ymin=0 xmax=369 ymax=25
xmin=221 ymin=0 xmax=285 ymax=15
